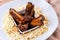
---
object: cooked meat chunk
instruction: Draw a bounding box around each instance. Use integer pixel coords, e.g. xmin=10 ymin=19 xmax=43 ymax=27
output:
xmin=25 ymin=2 xmax=34 ymax=16
xmin=30 ymin=14 xmax=45 ymax=26
xmin=21 ymin=2 xmax=35 ymax=24
xmin=22 ymin=2 xmax=35 ymax=23
xmin=17 ymin=23 xmax=28 ymax=32
xmin=26 ymin=2 xmax=33 ymax=13
xmin=9 ymin=8 xmax=24 ymax=24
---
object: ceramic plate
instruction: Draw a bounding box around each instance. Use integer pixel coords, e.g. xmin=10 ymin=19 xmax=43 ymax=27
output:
xmin=0 ymin=0 xmax=58 ymax=40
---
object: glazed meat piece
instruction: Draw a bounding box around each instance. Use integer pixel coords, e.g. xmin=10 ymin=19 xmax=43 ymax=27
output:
xmin=30 ymin=14 xmax=45 ymax=26
xmin=26 ymin=2 xmax=33 ymax=13
xmin=21 ymin=2 xmax=35 ymax=24
xmin=9 ymin=8 xmax=24 ymax=24
xmin=25 ymin=2 xmax=35 ymax=17
xmin=30 ymin=6 xmax=35 ymax=17
xmin=17 ymin=23 xmax=28 ymax=32
xmin=22 ymin=2 xmax=35 ymax=24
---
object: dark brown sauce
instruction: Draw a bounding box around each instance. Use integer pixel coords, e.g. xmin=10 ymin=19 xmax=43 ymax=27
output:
xmin=14 ymin=19 xmax=19 ymax=25
xmin=14 ymin=9 xmax=35 ymax=31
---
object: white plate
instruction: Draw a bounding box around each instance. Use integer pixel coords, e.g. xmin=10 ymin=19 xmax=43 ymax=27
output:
xmin=0 ymin=0 xmax=58 ymax=40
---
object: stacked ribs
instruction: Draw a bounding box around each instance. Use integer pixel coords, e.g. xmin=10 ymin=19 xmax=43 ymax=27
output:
xmin=9 ymin=2 xmax=45 ymax=32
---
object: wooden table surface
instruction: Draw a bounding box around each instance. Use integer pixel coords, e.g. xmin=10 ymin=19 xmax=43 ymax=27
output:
xmin=0 ymin=0 xmax=60 ymax=40
xmin=0 ymin=0 xmax=12 ymax=6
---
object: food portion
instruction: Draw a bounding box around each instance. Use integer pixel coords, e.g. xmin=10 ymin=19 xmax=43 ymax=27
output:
xmin=3 ymin=2 xmax=48 ymax=40
xmin=9 ymin=2 xmax=46 ymax=32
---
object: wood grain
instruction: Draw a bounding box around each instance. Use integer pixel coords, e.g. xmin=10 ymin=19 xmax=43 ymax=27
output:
xmin=0 ymin=0 xmax=12 ymax=6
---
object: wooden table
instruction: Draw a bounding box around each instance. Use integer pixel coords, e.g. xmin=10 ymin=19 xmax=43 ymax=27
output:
xmin=0 ymin=0 xmax=12 ymax=6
